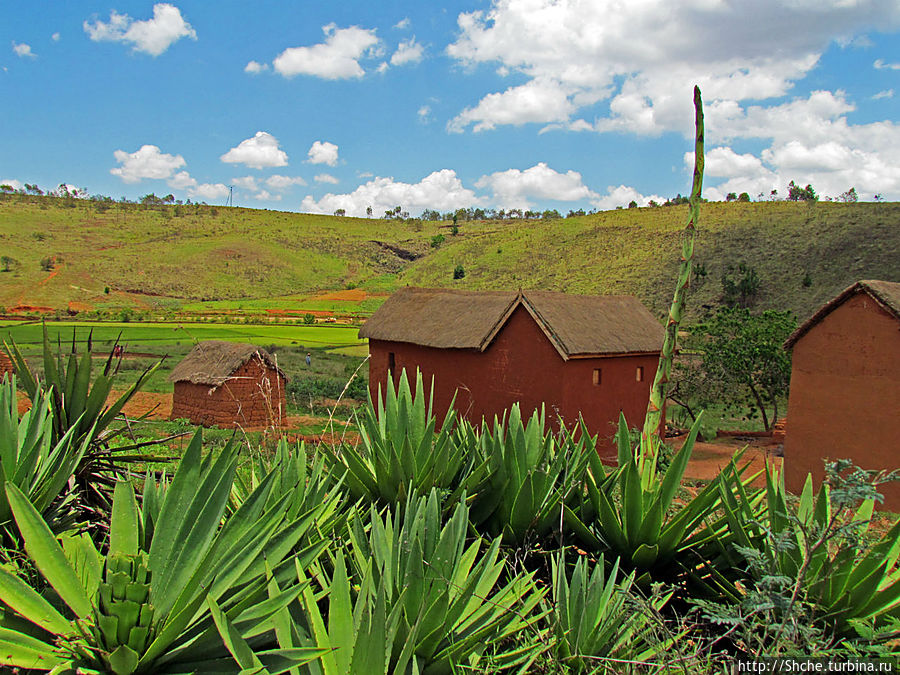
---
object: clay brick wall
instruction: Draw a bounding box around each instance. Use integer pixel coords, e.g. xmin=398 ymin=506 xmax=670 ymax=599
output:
xmin=171 ymin=358 xmax=287 ymax=428
xmin=785 ymin=292 xmax=900 ymax=510
xmin=369 ymin=305 xmax=658 ymax=458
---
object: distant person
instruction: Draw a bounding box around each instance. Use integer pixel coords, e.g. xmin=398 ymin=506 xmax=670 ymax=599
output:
xmin=306 ymin=353 xmax=311 ymax=367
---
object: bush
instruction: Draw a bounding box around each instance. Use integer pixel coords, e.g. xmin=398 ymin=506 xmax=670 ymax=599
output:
xmin=453 ymin=264 xmax=465 ymax=279
xmin=288 ymin=374 xmax=367 ymax=401
xmin=430 ymin=233 xmax=445 ymax=248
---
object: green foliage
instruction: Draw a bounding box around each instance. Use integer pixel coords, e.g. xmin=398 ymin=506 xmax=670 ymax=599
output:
xmin=303 ymin=312 xmax=316 ymax=325
xmin=787 ymin=181 xmax=818 ymax=202
xmin=0 ymin=376 xmax=91 ymax=538
xmin=0 ymin=431 xmax=330 ymax=673
xmin=471 ymin=405 xmax=594 ymax=546
xmin=321 ymin=369 xmax=484 ymax=505
xmin=566 ymin=414 xmax=763 ymax=586
xmin=551 ymin=552 xmax=678 ymax=671
xmin=288 ymin=375 xmax=368 ymax=402
xmin=430 ymin=233 xmax=445 ymax=248
xmin=296 ymin=490 xmax=546 ymax=674
xmin=698 ymin=461 xmax=900 ymax=656
xmin=682 ymin=306 xmax=796 ymax=431
xmin=721 ymin=261 xmax=760 ymax=307
xmin=452 ymin=264 xmax=465 ymax=279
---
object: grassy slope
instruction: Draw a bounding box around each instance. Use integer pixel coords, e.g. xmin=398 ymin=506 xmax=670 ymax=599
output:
xmin=1 ymin=194 xmax=898 ymax=323
xmin=403 ymin=200 xmax=900 ymax=321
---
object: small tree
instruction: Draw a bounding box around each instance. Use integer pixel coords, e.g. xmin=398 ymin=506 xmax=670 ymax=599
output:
xmin=838 ymin=187 xmax=858 ymax=203
xmin=684 ymin=307 xmax=796 ymax=431
xmin=453 ymin=264 xmax=465 ymax=280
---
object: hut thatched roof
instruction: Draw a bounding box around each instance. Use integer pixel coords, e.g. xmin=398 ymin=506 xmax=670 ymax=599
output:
xmin=168 ymin=341 xmax=286 ymax=387
xmin=359 ymin=287 xmax=663 ymax=359
xmin=785 ymin=279 xmax=900 ymax=349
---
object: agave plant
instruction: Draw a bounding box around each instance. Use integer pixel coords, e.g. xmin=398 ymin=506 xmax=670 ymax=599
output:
xmin=0 ymin=375 xmax=94 ymax=539
xmin=471 ymin=404 xmax=594 ymax=547
xmin=294 ymin=490 xmax=546 ymax=674
xmin=566 ymin=413 xmax=764 ymax=586
xmin=6 ymin=326 xmax=166 ymax=529
xmin=717 ymin=463 xmax=900 ymax=641
xmin=0 ymin=430 xmax=330 ymax=673
xmin=551 ymin=551 xmax=679 ymax=672
xmin=321 ymin=369 xmax=486 ymax=505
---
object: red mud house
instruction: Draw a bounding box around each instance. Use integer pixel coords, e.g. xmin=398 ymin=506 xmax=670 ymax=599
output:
xmin=359 ymin=287 xmax=664 ymax=456
xmin=169 ymin=341 xmax=287 ymax=428
xmin=783 ymin=280 xmax=900 ymax=510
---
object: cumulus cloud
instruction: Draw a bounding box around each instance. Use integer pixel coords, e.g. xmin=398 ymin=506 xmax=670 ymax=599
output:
xmin=872 ymin=89 xmax=894 ymax=100
xmin=265 ymin=174 xmax=307 ymax=190
xmin=111 ymin=144 xmax=186 ymax=183
xmin=475 ymin=163 xmax=596 ymax=208
xmin=244 ymin=60 xmax=268 ymax=74
xmin=449 ymin=79 xmax=576 ymax=132
xmin=220 ymin=132 xmax=288 ymax=169
xmin=394 ymin=18 xmax=411 ymax=30
xmin=591 ymin=185 xmax=666 ymax=211
xmin=391 ymin=37 xmax=424 ymax=66
xmin=12 ymin=42 xmax=35 ymax=58
xmin=314 ymin=174 xmax=339 ymax=184
xmin=272 ymin=24 xmax=380 ymax=79
xmin=84 ymin=3 xmax=196 ymax=56
xmin=307 ymin=141 xmax=339 ymax=166
xmin=417 ymin=105 xmax=432 ymax=123
xmin=165 ymin=170 xmax=228 ymax=200
xmin=446 ymin=0 xmax=900 ymax=142
xmin=301 ymin=169 xmax=481 ymax=217
xmin=232 ymin=176 xmax=258 ymax=190
xmin=252 ymin=190 xmax=280 ymax=201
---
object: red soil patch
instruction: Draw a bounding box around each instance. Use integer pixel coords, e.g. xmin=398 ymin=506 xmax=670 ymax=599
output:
xmin=68 ymin=301 xmax=92 ymax=313
xmin=675 ymin=433 xmax=783 ymax=487
xmin=315 ymin=289 xmax=368 ymax=302
xmin=9 ymin=305 xmax=54 ymax=314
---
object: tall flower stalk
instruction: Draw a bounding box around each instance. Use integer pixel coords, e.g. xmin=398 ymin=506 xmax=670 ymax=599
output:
xmin=639 ymin=86 xmax=705 ymax=485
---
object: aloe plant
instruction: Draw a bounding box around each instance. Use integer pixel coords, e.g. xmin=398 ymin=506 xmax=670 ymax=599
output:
xmin=321 ymin=369 xmax=486 ymax=505
xmin=469 ymin=404 xmax=594 ymax=547
xmin=0 ymin=430 xmax=331 ymax=673
xmin=551 ymin=552 xmax=678 ymax=672
xmin=0 ymin=375 xmax=94 ymax=538
xmin=294 ymin=490 xmax=546 ymax=674
xmin=566 ymin=413 xmax=764 ymax=585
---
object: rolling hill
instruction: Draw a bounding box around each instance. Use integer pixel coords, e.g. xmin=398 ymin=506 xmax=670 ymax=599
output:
xmin=1 ymin=194 xmax=897 ymax=324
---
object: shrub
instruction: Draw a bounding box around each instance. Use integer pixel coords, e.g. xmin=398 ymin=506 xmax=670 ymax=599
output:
xmin=453 ymin=264 xmax=465 ymax=279
xmin=430 ymin=233 xmax=445 ymax=248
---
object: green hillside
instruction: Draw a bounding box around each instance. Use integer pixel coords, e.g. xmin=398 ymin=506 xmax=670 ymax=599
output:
xmin=1 ymin=194 xmax=897 ymax=323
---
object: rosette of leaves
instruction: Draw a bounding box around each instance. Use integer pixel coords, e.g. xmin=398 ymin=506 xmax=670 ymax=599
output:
xmin=551 ymin=551 xmax=679 ymax=672
xmin=0 ymin=431 xmax=330 ymax=673
xmin=470 ymin=404 xmax=593 ymax=547
xmin=0 ymin=375 xmax=92 ymax=539
xmin=565 ymin=413 xmax=763 ymax=586
xmin=321 ymin=369 xmax=487 ymax=505
xmin=294 ymin=490 xmax=546 ymax=674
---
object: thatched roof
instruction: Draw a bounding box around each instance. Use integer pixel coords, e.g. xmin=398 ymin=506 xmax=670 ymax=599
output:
xmin=168 ymin=341 xmax=286 ymax=387
xmin=785 ymin=279 xmax=900 ymax=350
xmin=359 ymin=287 xmax=663 ymax=359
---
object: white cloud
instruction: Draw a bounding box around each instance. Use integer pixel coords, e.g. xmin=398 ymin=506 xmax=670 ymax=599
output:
xmin=475 ymin=162 xmax=596 ymax=208
xmin=0 ymin=179 xmax=24 ymax=191
xmin=307 ymin=140 xmax=339 ymax=166
xmin=391 ymin=37 xmax=424 ymax=66
xmin=447 ymin=0 xmax=900 ymax=136
xmin=417 ymin=105 xmax=432 ymax=122
xmin=51 ymin=32 xmax=60 ymax=42
xmin=253 ymin=190 xmax=280 ymax=201
xmin=394 ymin=18 xmax=410 ymax=30
xmin=301 ymin=169 xmax=481 ymax=217
xmin=244 ymin=60 xmax=268 ymax=74
xmin=591 ymin=185 xmax=666 ymax=211
xmin=12 ymin=42 xmax=35 ymax=58
xmin=220 ymin=132 xmax=288 ymax=169
xmin=167 ymin=170 xmax=196 ymax=190
xmin=873 ymin=89 xmax=894 ymax=100
xmin=314 ymin=173 xmax=339 ymax=184
xmin=265 ymin=174 xmax=307 ymax=190
xmin=449 ymin=79 xmax=576 ymax=132
xmin=874 ymin=59 xmax=900 ymax=70
xmin=272 ymin=24 xmax=379 ymax=79
xmin=232 ymin=176 xmax=258 ymax=190
xmin=84 ymin=3 xmax=196 ymax=56
xmin=111 ymin=144 xmax=186 ymax=183
xmin=191 ymin=182 xmax=229 ymax=200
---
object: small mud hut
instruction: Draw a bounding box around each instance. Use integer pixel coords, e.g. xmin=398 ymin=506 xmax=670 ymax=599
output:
xmin=169 ymin=341 xmax=287 ymax=428
xmin=784 ymin=280 xmax=900 ymax=510
xmin=0 ymin=350 xmax=14 ymax=381
xmin=359 ymin=287 xmax=664 ymax=457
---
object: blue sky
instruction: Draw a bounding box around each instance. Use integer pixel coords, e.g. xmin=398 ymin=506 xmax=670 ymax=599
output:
xmin=2 ymin=1 xmax=899 ymax=216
